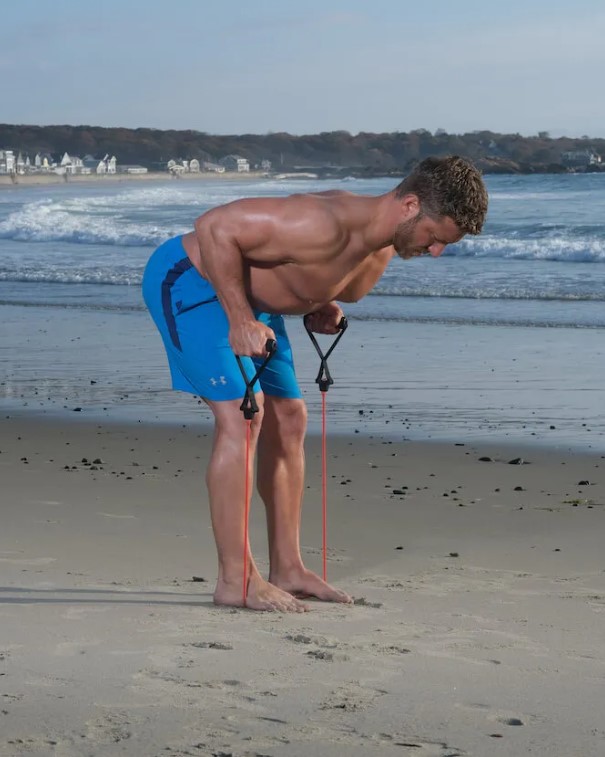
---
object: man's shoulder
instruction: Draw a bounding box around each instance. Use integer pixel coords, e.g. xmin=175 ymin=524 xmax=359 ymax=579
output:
xmin=307 ymin=189 xmax=354 ymax=198
xmin=284 ymin=190 xmax=360 ymax=222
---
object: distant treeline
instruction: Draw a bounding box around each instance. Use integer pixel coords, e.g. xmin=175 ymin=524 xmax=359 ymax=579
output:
xmin=1 ymin=123 xmax=604 ymax=174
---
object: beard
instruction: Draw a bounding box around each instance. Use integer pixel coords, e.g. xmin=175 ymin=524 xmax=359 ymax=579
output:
xmin=393 ymin=215 xmax=429 ymax=259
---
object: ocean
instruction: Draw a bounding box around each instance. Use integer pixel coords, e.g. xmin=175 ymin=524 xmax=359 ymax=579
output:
xmin=1 ymin=174 xmax=604 ymax=449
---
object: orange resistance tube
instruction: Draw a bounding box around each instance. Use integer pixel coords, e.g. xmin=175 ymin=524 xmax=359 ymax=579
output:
xmin=321 ymin=392 xmax=328 ymax=582
xmin=242 ymin=418 xmax=252 ymax=605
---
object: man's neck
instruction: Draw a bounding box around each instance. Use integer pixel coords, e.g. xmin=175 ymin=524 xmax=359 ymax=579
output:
xmin=359 ymin=192 xmax=399 ymax=250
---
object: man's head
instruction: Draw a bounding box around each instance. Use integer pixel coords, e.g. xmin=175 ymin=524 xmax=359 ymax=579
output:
xmin=391 ymin=155 xmax=488 ymax=259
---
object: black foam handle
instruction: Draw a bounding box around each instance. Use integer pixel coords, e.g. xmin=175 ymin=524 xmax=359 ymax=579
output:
xmin=265 ymin=338 xmax=277 ymax=354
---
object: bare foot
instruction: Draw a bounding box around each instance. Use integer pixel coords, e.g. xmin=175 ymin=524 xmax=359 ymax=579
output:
xmin=214 ymin=573 xmax=309 ymax=612
xmin=270 ymin=568 xmax=353 ymax=604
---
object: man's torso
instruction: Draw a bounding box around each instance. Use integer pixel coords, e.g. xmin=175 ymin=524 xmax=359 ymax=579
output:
xmin=182 ymin=191 xmax=393 ymax=314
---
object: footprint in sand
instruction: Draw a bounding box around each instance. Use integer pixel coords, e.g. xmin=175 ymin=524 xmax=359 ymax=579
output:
xmin=301 ymin=545 xmax=350 ymax=562
xmin=285 ymin=633 xmax=349 ymax=661
xmin=356 ymin=575 xmax=407 ymax=590
xmin=319 ymin=682 xmax=386 ymax=712
xmin=187 ymin=641 xmax=234 ymax=650
xmin=371 ymin=642 xmax=412 ymax=655
xmin=284 ymin=633 xmax=339 ymax=648
xmin=353 ymin=596 xmax=383 ymax=608
xmin=83 ymin=711 xmax=133 ymax=745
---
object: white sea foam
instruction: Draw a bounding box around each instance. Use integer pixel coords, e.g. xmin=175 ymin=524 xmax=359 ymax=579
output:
xmin=3 ymin=199 xmax=604 ymax=263
xmin=1 ymin=175 xmax=605 ymax=327
xmin=0 ymin=200 xmax=181 ymax=246
xmin=453 ymin=234 xmax=605 ymax=262
xmin=0 ymin=269 xmax=142 ymax=285
xmin=372 ymin=285 xmax=605 ymax=301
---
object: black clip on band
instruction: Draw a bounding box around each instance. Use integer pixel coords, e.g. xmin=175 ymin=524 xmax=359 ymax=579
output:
xmin=304 ymin=316 xmax=348 ymax=392
xmin=235 ymin=339 xmax=277 ymax=419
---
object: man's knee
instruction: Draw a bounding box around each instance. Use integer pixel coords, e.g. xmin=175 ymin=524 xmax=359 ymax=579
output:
xmin=261 ymin=397 xmax=307 ymax=446
xmin=210 ymin=395 xmax=265 ymax=440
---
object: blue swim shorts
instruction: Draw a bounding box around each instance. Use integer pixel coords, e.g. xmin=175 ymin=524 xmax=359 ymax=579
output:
xmin=142 ymin=235 xmax=302 ymax=402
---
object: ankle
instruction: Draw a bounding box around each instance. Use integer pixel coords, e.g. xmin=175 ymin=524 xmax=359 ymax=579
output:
xmin=269 ymin=559 xmax=306 ymax=580
xmin=217 ymin=564 xmax=260 ymax=587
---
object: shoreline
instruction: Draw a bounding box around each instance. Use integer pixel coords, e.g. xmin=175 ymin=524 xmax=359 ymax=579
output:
xmin=0 ymin=170 xmax=275 ymax=189
xmin=2 ymin=412 xmax=604 ymax=756
xmin=2 ymin=300 xmax=604 ymax=454
xmin=2 ymin=402 xmax=602 ymax=459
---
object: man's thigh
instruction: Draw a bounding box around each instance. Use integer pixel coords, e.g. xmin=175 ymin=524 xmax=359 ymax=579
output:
xmin=253 ymin=313 xmax=302 ymax=400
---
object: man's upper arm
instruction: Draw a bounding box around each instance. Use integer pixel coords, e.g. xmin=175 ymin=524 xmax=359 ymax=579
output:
xmin=195 ymin=199 xmax=275 ymax=258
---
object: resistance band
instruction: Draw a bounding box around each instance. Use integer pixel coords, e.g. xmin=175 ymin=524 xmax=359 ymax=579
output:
xmin=304 ymin=315 xmax=348 ymax=581
xmin=235 ymin=338 xmax=277 ymax=605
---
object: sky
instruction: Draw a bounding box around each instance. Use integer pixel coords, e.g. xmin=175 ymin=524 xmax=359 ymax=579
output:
xmin=3 ymin=0 xmax=605 ymax=138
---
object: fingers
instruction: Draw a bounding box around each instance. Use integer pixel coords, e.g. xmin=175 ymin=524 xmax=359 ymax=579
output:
xmin=314 ymin=322 xmax=341 ymax=335
xmin=304 ymin=314 xmax=342 ymax=334
xmin=230 ymin=322 xmax=276 ymax=357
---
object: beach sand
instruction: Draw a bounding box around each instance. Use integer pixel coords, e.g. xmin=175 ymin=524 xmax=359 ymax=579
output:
xmin=1 ymin=415 xmax=604 ymax=756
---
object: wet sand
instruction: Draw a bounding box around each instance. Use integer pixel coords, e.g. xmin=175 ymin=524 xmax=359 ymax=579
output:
xmin=1 ymin=415 xmax=604 ymax=756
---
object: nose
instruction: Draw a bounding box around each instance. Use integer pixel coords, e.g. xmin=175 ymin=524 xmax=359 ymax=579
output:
xmin=428 ymin=243 xmax=445 ymax=257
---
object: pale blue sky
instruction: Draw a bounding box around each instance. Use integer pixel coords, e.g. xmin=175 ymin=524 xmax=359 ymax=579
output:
xmin=3 ymin=0 xmax=605 ymax=137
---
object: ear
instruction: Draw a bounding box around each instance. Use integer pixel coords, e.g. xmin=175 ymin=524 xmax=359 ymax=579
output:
xmin=399 ymin=193 xmax=420 ymax=220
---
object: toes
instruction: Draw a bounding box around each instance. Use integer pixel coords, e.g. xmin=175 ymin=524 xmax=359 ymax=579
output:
xmin=284 ymin=598 xmax=302 ymax=612
xmin=248 ymin=590 xmax=309 ymax=613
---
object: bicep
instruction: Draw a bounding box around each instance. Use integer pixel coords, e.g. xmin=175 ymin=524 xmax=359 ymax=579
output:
xmin=195 ymin=200 xmax=275 ymax=257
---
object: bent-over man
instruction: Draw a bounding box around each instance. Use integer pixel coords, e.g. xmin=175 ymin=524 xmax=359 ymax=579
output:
xmin=142 ymin=155 xmax=488 ymax=612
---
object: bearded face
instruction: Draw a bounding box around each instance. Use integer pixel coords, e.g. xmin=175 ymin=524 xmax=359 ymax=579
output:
xmin=393 ymin=212 xmax=464 ymax=259
xmin=392 ymin=215 xmax=430 ymax=259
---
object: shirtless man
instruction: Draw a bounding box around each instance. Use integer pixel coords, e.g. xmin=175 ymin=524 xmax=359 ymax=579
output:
xmin=142 ymin=155 xmax=488 ymax=612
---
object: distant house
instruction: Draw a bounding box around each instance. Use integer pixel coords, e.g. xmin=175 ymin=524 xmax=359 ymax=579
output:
xmin=166 ymin=158 xmax=203 ymax=173
xmin=0 ymin=150 xmax=16 ymax=173
xmin=561 ymin=149 xmax=601 ymax=167
xmin=202 ymin=161 xmax=225 ymax=173
xmin=78 ymin=153 xmax=118 ymax=175
xmin=82 ymin=154 xmax=103 ymax=174
xmin=219 ymin=154 xmax=250 ymax=172
xmin=117 ymin=165 xmax=148 ymax=174
xmin=34 ymin=152 xmax=54 ymax=171
xmin=60 ymin=152 xmax=84 ymax=174
xmin=167 ymin=159 xmax=185 ymax=174
xmin=260 ymin=159 xmax=272 ymax=172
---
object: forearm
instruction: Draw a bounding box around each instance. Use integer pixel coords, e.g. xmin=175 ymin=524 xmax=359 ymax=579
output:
xmin=194 ymin=216 xmax=255 ymax=325
xmin=336 ymin=249 xmax=394 ymax=302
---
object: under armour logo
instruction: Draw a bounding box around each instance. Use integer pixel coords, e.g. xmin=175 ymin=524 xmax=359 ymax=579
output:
xmin=209 ymin=376 xmax=227 ymax=386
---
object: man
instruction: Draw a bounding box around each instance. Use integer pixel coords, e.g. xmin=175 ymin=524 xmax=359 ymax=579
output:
xmin=142 ymin=155 xmax=488 ymax=612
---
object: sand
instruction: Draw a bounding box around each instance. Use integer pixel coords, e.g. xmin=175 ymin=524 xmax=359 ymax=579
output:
xmin=1 ymin=414 xmax=604 ymax=756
